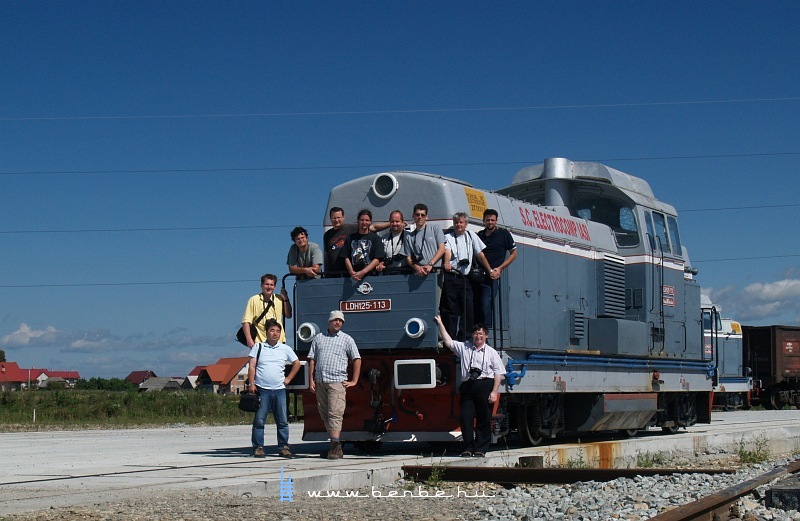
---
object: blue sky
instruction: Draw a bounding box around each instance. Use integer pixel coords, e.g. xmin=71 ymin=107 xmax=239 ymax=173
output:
xmin=1 ymin=1 xmax=798 ymax=379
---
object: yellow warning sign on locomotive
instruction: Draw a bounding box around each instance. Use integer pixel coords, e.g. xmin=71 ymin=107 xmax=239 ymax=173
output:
xmin=464 ymin=187 xmax=487 ymax=219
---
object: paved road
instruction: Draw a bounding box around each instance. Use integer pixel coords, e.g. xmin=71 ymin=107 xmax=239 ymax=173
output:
xmin=1 ymin=410 xmax=799 ymax=516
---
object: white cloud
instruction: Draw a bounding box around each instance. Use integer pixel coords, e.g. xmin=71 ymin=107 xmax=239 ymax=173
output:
xmin=743 ymin=279 xmax=800 ymax=301
xmin=1 ymin=323 xmax=62 ymax=347
xmin=706 ymin=278 xmax=800 ymax=324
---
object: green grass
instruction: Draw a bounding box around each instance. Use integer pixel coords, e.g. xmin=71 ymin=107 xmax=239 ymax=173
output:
xmin=0 ymin=390 xmax=303 ymax=431
xmin=737 ymin=433 xmax=771 ymax=464
xmin=636 ymin=450 xmax=671 ymax=468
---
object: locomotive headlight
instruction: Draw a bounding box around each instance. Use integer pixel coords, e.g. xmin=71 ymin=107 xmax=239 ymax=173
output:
xmin=372 ymin=173 xmax=399 ymax=200
xmin=404 ymin=318 xmax=426 ymax=339
xmin=297 ymin=322 xmax=320 ymax=343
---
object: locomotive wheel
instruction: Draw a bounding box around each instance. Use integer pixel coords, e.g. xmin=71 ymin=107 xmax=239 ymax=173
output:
xmin=518 ymin=402 xmax=544 ymax=446
xmin=761 ymin=389 xmax=774 ymax=410
xmin=620 ymin=429 xmax=639 ymax=438
xmin=770 ymin=392 xmax=785 ymax=410
xmin=661 ymin=424 xmax=679 ymax=434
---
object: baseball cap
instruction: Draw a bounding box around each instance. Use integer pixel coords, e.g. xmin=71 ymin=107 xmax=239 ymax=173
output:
xmin=328 ymin=310 xmax=345 ymax=322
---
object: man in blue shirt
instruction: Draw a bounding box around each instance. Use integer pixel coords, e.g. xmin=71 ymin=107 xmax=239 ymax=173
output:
xmin=247 ymin=319 xmax=301 ymax=458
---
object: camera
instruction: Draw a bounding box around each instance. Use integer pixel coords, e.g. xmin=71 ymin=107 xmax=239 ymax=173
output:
xmin=385 ymin=254 xmax=405 ymax=264
xmin=468 ymin=367 xmax=482 ymax=381
xmin=412 ymin=254 xmax=423 ymax=264
xmin=458 ymin=258 xmax=470 ymax=267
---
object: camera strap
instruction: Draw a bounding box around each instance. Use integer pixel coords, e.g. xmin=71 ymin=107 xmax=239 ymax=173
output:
xmin=387 ymin=230 xmax=404 ymax=257
xmin=468 ymin=345 xmax=487 ymax=376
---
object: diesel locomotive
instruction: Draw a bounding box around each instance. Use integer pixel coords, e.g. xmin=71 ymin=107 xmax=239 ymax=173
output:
xmin=287 ymin=158 xmax=714 ymax=446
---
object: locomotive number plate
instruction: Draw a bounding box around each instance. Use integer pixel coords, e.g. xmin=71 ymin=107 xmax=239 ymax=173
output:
xmin=340 ymin=299 xmax=392 ymax=312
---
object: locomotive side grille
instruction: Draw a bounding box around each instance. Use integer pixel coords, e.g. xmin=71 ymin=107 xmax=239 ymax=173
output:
xmin=569 ymin=309 xmax=586 ymax=339
xmin=598 ymin=255 xmax=626 ymax=318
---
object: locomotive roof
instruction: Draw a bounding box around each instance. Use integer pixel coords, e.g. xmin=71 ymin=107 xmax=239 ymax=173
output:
xmin=498 ymin=159 xmax=675 ymax=215
xmin=509 ymin=160 xmax=655 ymax=198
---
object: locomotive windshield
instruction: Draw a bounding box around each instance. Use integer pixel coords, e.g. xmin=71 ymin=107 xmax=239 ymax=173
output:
xmin=575 ymin=196 xmax=640 ymax=247
xmin=644 ymin=211 xmax=683 ymax=256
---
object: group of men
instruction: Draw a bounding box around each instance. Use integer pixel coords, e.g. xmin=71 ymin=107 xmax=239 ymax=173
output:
xmin=241 ymin=275 xmax=360 ymax=460
xmin=315 ymin=205 xmax=517 ymax=338
xmin=240 ymin=203 xmax=516 ymax=460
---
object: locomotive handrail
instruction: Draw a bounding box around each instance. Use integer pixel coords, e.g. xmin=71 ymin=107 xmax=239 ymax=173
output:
xmin=281 ymin=273 xmax=296 ymax=349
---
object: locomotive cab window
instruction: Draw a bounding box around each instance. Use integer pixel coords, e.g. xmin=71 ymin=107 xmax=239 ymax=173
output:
xmin=703 ymin=310 xmax=722 ymax=332
xmin=666 ymin=215 xmax=683 ymax=256
xmin=650 ymin=211 xmax=672 ymax=254
xmin=575 ymin=197 xmax=639 ymax=247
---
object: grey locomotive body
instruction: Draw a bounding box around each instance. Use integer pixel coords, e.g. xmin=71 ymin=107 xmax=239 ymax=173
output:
xmin=293 ymin=158 xmax=712 ymax=446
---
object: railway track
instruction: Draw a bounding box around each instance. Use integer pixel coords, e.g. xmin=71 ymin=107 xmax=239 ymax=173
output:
xmin=403 ymin=457 xmax=800 ymax=520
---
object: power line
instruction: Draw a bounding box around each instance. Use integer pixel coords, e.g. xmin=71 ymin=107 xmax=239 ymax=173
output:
xmin=0 ymin=224 xmax=300 ymax=235
xmin=2 ymin=151 xmax=800 ymax=176
xmin=0 ymin=202 xmax=798 ymax=235
xmin=680 ymin=203 xmax=800 ymax=213
xmin=693 ymin=254 xmax=800 ymax=263
xmin=2 ymin=96 xmax=798 ymax=122
xmin=0 ymin=279 xmax=252 ymax=289
xmin=2 ymin=254 xmax=799 ymax=288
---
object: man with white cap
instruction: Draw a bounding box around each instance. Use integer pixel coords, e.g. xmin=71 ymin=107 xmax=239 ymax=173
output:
xmin=307 ymin=310 xmax=362 ymax=459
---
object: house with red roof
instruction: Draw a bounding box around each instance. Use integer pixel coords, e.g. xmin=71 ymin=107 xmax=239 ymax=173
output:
xmin=181 ymin=365 xmax=206 ymax=390
xmin=125 ymin=370 xmax=157 ymax=385
xmin=0 ymin=362 xmax=28 ymax=391
xmin=195 ymin=357 xmax=250 ymax=395
xmin=26 ymin=369 xmax=81 ymax=389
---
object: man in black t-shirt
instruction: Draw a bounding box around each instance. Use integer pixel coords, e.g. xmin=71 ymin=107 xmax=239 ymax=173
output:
xmin=323 ymin=207 xmax=357 ymax=278
xmin=475 ymin=209 xmax=517 ymax=328
xmin=344 ymin=209 xmax=385 ymax=281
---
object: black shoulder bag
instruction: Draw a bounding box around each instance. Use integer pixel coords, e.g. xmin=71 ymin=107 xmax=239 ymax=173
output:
xmin=236 ymin=298 xmax=274 ymax=345
xmin=238 ymin=345 xmax=262 ymax=412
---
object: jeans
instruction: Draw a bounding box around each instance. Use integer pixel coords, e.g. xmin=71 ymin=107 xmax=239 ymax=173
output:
xmin=251 ymin=387 xmax=289 ymax=448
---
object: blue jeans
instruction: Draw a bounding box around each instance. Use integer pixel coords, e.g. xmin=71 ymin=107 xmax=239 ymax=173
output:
xmin=251 ymin=387 xmax=289 ymax=448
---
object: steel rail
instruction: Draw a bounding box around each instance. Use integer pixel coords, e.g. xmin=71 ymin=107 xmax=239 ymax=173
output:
xmin=402 ymin=465 xmax=736 ymax=484
xmin=647 ymin=458 xmax=800 ymax=521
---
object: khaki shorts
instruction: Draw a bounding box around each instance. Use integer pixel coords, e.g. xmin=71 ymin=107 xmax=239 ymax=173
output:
xmin=316 ymin=382 xmax=347 ymax=434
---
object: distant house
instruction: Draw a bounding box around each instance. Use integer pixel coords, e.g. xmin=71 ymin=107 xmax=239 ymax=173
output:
xmin=0 ymin=364 xmax=80 ymax=390
xmin=195 ymin=357 xmax=250 ymax=395
xmin=181 ymin=366 xmax=205 ymax=390
xmin=42 ymin=376 xmax=67 ymax=388
xmin=32 ymin=369 xmax=81 ymax=389
xmin=0 ymin=362 xmax=27 ymax=391
xmin=138 ymin=377 xmax=183 ymax=392
xmin=125 ymin=370 xmax=157 ymax=385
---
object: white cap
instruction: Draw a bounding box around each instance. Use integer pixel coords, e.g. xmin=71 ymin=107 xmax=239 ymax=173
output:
xmin=328 ymin=310 xmax=345 ymax=322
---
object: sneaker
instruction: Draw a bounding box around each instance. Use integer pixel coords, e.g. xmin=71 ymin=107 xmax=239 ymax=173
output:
xmin=278 ymin=445 xmax=293 ymax=458
xmin=253 ymin=446 xmax=266 ymax=458
xmin=460 ymin=451 xmax=473 ymax=457
xmin=327 ymin=441 xmax=344 ymax=460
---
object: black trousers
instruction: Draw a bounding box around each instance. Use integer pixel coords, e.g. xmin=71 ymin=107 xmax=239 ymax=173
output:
xmin=440 ymin=271 xmax=473 ymax=341
xmin=458 ymin=378 xmax=494 ymax=454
